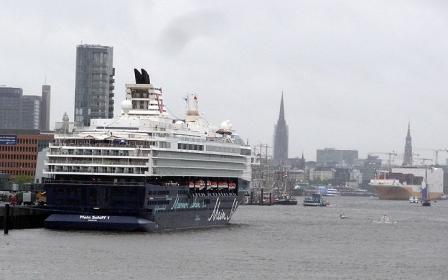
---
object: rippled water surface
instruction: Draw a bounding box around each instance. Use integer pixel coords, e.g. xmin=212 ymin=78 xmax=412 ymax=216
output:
xmin=1 ymin=197 xmax=448 ymax=280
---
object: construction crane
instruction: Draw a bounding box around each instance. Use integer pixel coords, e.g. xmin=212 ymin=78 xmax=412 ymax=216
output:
xmin=415 ymin=148 xmax=448 ymax=166
xmin=368 ymin=151 xmax=398 ymax=168
xmin=413 ymin=157 xmax=433 ymax=166
xmin=433 ymin=149 xmax=448 ymax=165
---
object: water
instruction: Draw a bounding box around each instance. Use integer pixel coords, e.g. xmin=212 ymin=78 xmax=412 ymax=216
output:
xmin=1 ymin=197 xmax=448 ymax=280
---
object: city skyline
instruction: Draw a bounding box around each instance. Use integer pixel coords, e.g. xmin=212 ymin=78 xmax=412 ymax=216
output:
xmin=1 ymin=1 xmax=448 ymax=161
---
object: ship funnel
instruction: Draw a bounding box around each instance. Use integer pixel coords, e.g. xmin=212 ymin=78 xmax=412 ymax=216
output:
xmin=134 ymin=68 xmax=151 ymax=84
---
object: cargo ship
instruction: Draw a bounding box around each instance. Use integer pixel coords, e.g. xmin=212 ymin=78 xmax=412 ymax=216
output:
xmin=42 ymin=69 xmax=251 ymax=231
xmin=369 ymin=167 xmax=444 ymax=200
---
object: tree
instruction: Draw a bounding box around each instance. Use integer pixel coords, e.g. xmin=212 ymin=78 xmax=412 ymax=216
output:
xmin=13 ymin=175 xmax=33 ymax=186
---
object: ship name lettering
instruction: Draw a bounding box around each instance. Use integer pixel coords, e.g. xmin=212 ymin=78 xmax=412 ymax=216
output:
xmin=79 ymin=215 xmax=110 ymax=221
xmin=208 ymin=198 xmax=239 ymax=222
xmin=171 ymin=197 xmax=205 ymax=210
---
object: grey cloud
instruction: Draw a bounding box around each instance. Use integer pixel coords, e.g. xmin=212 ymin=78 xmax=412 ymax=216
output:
xmin=157 ymin=9 xmax=226 ymax=55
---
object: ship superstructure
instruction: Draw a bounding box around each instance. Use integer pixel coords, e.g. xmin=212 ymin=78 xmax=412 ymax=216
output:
xmin=43 ymin=69 xmax=251 ymax=231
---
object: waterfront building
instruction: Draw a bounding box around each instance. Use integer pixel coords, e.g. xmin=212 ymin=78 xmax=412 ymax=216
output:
xmin=287 ymin=153 xmax=306 ymax=170
xmin=21 ymin=95 xmax=42 ymax=130
xmin=74 ymin=44 xmax=115 ymax=127
xmin=309 ymin=167 xmax=335 ymax=183
xmin=273 ymin=94 xmax=288 ymax=166
xmin=0 ymin=129 xmax=53 ymax=177
xmin=316 ymin=148 xmax=358 ymax=167
xmin=402 ymin=122 xmax=413 ymax=166
xmin=0 ymin=87 xmax=23 ymax=129
xmin=40 ymin=85 xmax=51 ymax=131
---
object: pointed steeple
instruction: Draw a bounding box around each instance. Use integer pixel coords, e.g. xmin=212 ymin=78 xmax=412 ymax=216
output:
xmin=403 ymin=121 xmax=413 ymax=166
xmin=273 ymin=92 xmax=288 ymax=166
xmin=278 ymin=91 xmax=285 ymax=121
xmin=406 ymin=121 xmax=411 ymax=137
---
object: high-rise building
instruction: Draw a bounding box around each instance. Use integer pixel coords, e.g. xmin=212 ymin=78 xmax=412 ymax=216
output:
xmin=74 ymin=44 xmax=115 ymax=127
xmin=0 ymin=86 xmax=49 ymax=130
xmin=40 ymin=85 xmax=51 ymax=130
xmin=0 ymin=87 xmax=23 ymax=129
xmin=402 ymin=122 xmax=413 ymax=166
xmin=21 ymin=95 xmax=42 ymax=129
xmin=273 ymin=94 xmax=289 ymax=166
xmin=316 ymin=148 xmax=358 ymax=167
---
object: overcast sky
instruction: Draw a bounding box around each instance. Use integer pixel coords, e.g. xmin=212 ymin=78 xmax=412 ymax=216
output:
xmin=1 ymin=0 xmax=448 ymax=162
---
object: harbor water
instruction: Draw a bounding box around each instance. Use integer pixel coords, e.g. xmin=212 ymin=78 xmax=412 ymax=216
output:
xmin=1 ymin=197 xmax=448 ymax=280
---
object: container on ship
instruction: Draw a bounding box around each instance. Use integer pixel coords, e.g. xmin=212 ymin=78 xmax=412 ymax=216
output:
xmin=43 ymin=69 xmax=251 ymax=231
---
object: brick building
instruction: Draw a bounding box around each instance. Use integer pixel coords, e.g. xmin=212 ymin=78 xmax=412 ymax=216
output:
xmin=0 ymin=129 xmax=53 ymax=177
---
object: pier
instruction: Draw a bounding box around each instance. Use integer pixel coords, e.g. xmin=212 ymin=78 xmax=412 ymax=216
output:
xmin=1 ymin=204 xmax=49 ymax=232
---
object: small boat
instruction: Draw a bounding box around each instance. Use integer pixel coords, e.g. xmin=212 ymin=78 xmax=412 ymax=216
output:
xmin=421 ymin=200 xmax=431 ymax=207
xmin=272 ymin=191 xmax=297 ymax=205
xmin=273 ymin=197 xmax=298 ymax=205
xmin=339 ymin=213 xmax=348 ymax=219
xmin=409 ymin=196 xmax=419 ymax=203
xmin=325 ymin=188 xmax=341 ymax=197
xmin=303 ymin=193 xmax=328 ymax=207
xmin=373 ymin=214 xmax=394 ymax=224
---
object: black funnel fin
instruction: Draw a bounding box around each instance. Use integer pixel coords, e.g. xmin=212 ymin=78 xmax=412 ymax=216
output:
xmin=141 ymin=68 xmax=151 ymax=84
xmin=134 ymin=68 xmax=143 ymax=84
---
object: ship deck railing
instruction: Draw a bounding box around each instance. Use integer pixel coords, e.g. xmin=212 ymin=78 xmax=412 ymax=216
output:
xmin=42 ymin=179 xmax=146 ymax=187
xmin=50 ymin=142 xmax=152 ymax=149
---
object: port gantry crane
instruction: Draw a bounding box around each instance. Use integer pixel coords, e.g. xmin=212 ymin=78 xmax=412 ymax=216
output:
xmin=415 ymin=148 xmax=448 ymax=166
xmin=368 ymin=151 xmax=398 ymax=168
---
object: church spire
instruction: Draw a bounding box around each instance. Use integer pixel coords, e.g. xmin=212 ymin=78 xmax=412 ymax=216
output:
xmin=273 ymin=93 xmax=289 ymax=166
xmin=278 ymin=91 xmax=285 ymax=121
xmin=402 ymin=121 xmax=413 ymax=166
xmin=407 ymin=121 xmax=411 ymax=137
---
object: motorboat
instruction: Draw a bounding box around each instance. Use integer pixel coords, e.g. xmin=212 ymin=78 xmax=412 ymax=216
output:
xmin=303 ymin=193 xmax=328 ymax=207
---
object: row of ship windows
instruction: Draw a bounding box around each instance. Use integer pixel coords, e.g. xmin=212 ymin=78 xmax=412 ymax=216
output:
xmin=50 ymin=149 xmax=149 ymax=157
xmin=53 ymin=140 xmax=153 ymax=148
xmin=47 ymin=159 xmax=148 ymax=165
xmin=178 ymin=144 xmax=250 ymax=155
xmin=49 ymin=142 xmax=249 ymax=155
xmin=47 ymin=166 xmax=148 ymax=174
xmin=178 ymin=143 xmax=204 ymax=151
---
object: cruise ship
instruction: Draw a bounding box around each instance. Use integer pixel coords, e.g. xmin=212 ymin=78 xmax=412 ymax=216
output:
xmin=42 ymin=69 xmax=251 ymax=231
xmin=369 ymin=167 xmax=444 ymax=200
